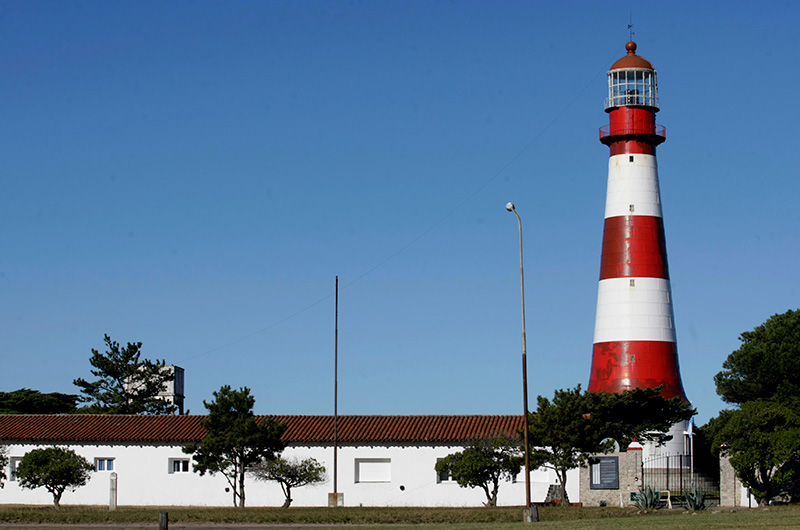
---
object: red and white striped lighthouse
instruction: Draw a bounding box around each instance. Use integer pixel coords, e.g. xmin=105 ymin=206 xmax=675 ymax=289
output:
xmin=588 ymin=42 xmax=688 ymax=404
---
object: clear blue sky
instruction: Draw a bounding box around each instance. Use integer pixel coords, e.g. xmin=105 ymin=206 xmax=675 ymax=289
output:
xmin=2 ymin=1 xmax=798 ymax=425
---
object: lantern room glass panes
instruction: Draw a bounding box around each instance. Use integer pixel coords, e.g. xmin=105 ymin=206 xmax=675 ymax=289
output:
xmin=606 ymin=68 xmax=659 ymax=110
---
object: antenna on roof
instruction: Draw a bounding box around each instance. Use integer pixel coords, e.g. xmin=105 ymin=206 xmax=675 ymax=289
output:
xmin=628 ymin=11 xmax=635 ymax=40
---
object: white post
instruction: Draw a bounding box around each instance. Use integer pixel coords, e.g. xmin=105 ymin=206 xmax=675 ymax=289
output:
xmin=109 ymin=472 xmax=118 ymax=510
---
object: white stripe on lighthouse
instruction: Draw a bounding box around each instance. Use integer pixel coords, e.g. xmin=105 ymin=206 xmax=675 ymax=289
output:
xmin=605 ymin=154 xmax=662 ymax=218
xmin=593 ymin=277 xmax=676 ymax=343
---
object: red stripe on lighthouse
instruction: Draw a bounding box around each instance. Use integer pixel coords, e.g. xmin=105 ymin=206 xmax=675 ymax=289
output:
xmin=600 ymin=107 xmax=664 ymax=155
xmin=588 ymin=341 xmax=687 ymax=400
xmin=609 ymin=141 xmax=656 ymax=156
xmin=607 ymin=107 xmax=658 ymax=136
xmin=599 ymin=216 xmax=669 ymax=280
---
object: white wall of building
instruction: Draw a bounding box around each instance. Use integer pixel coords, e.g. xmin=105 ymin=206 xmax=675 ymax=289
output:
xmin=2 ymin=442 xmax=579 ymax=507
xmin=740 ymin=485 xmax=758 ymax=508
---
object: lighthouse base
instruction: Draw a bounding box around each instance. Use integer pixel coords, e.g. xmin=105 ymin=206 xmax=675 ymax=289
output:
xmin=638 ymin=419 xmax=690 ymax=461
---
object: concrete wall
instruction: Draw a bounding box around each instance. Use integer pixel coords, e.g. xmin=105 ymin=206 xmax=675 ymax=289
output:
xmin=579 ymin=449 xmax=642 ymax=507
xmin=719 ymin=454 xmax=758 ymax=508
xmin=2 ymin=442 xmax=579 ymax=507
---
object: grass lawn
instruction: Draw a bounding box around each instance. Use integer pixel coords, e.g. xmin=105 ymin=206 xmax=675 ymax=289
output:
xmin=0 ymin=505 xmax=798 ymax=529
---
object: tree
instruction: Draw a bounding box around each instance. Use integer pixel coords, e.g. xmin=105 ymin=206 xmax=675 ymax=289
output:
xmin=588 ymin=386 xmax=696 ymax=449
xmin=527 ymin=387 xmax=601 ymax=505
xmin=0 ymin=389 xmax=79 ymax=414
xmin=527 ymin=385 xmax=694 ymax=505
xmin=251 ymin=456 xmax=327 ymax=508
xmin=707 ymin=309 xmax=800 ymax=503
xmin=434 ymin=436 xmax=523 ymax=507
xmin=183 ymin=386 xmax=286 ymax=508
xmin=15 ymin=447 xmax=94 ymax=508
xmin=0 ymin=445 xmax=8 ymax=489
xmin=714 ymin=309 xmax=800 ymax=404
xmin=73 ymin=334 xmax=176 ymax=414
xmin=707 ymin=400 xmax=800 ymax=503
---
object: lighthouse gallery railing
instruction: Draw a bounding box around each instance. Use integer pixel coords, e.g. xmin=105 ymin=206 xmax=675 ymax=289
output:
xmin=599 ymin=124 xmax=666 ymax=141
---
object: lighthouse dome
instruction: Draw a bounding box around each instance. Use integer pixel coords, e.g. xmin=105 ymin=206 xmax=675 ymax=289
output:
xmin=610 ymin=41 xmax=655 ymax=71
xmin=605 ymin=41 xmax=659 ymax=110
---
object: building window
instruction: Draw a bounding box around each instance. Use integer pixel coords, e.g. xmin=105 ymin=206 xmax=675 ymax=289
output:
xmin=589 ymin=456 xmax=619 ymax=489
xmin=354 ymin=458 xmax=391 ymax=483
xmin=169 ymin=458 xmax=190 ymax=473
xmin=436 ymin=458 xmax=454 ymax=483
xmin=9 ymin=457 xmax=23 ymax=481
xmin=95 ymin=458 xmax=115 ymax=472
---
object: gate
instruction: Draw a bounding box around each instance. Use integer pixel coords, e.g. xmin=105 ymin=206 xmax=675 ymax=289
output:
xmin=642 ymin=454 xmax=720 ymax=507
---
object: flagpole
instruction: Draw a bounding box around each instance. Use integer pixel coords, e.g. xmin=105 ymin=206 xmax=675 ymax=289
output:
xmin=688 ymin=417 xmax=695 ymax=488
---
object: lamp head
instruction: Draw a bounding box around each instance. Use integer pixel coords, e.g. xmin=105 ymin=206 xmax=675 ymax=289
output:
xmin=505 ymin=202 xmax=515 ymax=212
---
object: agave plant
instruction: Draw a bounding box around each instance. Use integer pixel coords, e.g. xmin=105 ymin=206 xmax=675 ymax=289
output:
xmin=684 ymin=485 xmax=706 ymax=511
xmin=634 ymin=486 xmax=660 ymax=510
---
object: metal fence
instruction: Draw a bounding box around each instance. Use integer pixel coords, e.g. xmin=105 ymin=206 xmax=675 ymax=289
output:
xmin=642 ymin=454 xmax=720 ymax=507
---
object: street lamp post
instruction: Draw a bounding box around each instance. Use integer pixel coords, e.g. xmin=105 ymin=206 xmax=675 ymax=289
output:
xmin=506 ymin=202 xmax=538 ymax=523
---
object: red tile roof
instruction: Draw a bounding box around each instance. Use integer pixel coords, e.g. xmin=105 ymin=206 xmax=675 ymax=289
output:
xmin=0 ymin=414 xmax=523 ymax=445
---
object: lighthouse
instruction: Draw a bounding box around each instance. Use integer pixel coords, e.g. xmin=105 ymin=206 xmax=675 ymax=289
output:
xmin=588 ymin=41 xmax=688 ymax=453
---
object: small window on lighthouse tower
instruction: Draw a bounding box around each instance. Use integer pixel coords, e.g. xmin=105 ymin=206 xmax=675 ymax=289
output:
xmin=629 ymin=155 xmax=634 ymax=162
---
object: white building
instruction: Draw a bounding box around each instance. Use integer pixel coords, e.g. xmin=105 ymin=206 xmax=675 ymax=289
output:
xmin=0 ymin=414 xmax=579 ymax=507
